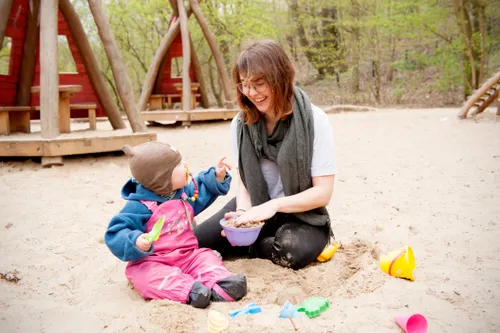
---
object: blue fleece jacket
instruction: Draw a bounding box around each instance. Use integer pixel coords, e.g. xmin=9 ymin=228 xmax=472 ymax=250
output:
xmin=105 ymin=167 xmax=231 ymax=262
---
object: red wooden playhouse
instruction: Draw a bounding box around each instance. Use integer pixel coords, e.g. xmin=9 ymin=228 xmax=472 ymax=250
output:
xmin=0 ymin=0 xmax=154 ymax=166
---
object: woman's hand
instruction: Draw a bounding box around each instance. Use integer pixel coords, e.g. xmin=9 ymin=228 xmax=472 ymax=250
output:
xmin=220 ymin=210 xmax=246 ymax=241
xmin=215 ymin=157 xmax=232 ymax=182
xmin=235 ymin=200 xmax=280 ymax=225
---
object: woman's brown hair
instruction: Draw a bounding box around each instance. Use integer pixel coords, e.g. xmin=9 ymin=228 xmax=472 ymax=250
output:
xmin=231 ymin=39 xmax=295 ymax=125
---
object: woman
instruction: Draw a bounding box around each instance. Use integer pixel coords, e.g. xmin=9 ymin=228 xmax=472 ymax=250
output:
xmin=194 ymin=39 xmax=336 ymax=270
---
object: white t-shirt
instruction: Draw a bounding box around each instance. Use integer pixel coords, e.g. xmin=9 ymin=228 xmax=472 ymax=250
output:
xmin=230 ymin=104 xmax=337 ymax=199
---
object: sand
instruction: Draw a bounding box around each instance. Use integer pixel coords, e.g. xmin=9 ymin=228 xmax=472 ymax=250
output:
xmin=0 ymin=108 xmax=499 ymax=333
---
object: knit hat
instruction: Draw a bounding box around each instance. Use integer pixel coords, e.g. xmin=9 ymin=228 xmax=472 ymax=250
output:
xmin=122 ymin=141 xmax=182 ymax=196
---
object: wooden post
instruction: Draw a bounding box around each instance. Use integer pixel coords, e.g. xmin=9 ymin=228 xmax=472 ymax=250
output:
xmin=15 ymin=0 xmax=40 ymax=108
xmin=40 ymin=0 xmax=62 ymax=166
xmin=153 ymin=15 xmax=177 ymax=94
xmin=190 ymin=37 xmax=209 ymax=108
xmin=190 ymin=0 xmax=234 ymax=109
xmin=0 ymin=0 xmax=13 ymax=50
xmin=88 ymin=0 xmax=147 ymax=133
xmin=177 ymin=0 xmax=191 ymax=114
xmin=138 ymin=7 xmax=195 ymax=111
xmin=59 ymin=0 xmax=125 ymax=130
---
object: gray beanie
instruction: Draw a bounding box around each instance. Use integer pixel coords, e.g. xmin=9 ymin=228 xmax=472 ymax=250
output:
xmin=122 ymin=141 xmax=182 ymax=196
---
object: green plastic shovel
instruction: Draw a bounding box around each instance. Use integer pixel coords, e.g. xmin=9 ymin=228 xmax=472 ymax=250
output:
xmin=145 ymin=216 xmax=165 ymax=242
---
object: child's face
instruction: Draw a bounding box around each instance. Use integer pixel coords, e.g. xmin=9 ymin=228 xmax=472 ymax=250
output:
xmin=170 ymin=159 xmax=189 ymax=191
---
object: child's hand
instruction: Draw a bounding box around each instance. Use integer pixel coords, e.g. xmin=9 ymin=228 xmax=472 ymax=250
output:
xmin=135 ymin=233 xmax=152 ymax=252
xmin=216 ymin=157 xmax=232 ymax=182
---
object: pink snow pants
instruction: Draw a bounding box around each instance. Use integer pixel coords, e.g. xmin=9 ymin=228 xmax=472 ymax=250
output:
xmin=125 ymin=198 xmax=233 ymax=303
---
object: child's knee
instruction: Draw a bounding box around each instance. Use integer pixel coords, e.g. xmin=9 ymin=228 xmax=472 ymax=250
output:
xmin=211 ymin=274 xmax=247 ymax=302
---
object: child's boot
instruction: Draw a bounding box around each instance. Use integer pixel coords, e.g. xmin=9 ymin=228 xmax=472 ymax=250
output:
xmin=211 ymin=274 xmax=247 ymax=302
xmin=188 ymin=281 xmax=212 ymax=308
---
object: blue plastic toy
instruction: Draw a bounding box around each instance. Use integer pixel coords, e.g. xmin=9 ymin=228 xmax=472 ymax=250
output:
xmin=279 ymin=301 xmax=302 ymax=331
xmin=229 ymin=302 xmax=262 ymax=318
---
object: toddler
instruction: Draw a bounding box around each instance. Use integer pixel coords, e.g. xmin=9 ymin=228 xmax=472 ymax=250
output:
xmin=105 ymin=141 xmax=247 ymax=308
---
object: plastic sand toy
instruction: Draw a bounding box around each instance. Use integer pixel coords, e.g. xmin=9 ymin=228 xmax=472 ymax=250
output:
xmin=207 ymin=310 xmax=229 ymax=333
xmin=380 ymin=246 xmax=416 ymax=281
xmin=279 ymin=301 xmax=302 ymax=331
xmin=317 ymin=240 xmax=341 ymax=262
xmin=219 ymin=218 xmax=263 ymax=246
xmin=145 ymin=216 xmax=165 ymax=242
xmin=395 ymin=313 xmax=428 ymax=333
xmin=229 ymin=302 xmax=262 ymax=317
xmin=297 ymin=297 xmax=330 ymax=318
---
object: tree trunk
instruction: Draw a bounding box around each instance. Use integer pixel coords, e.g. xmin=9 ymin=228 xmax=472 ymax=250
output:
xmin=15 ymin=0 xmax=40 ymax=106
xmin=177 ymin=0 xmax=191 ymax=113
xmin=453 ymin=0 xmax=478 ymax=89
xmin=477 ymin=1 xmax=486 ymax=84
xmin=88 ymin=0 xmax=146 ymax=132
xmin=39 ymin=0 xmax=59 ymax=139
xmin=59 ymin=0 xmax=125 ymax=129
xmin=190 ymin=37 xmax=209 ymax=108
xmin=385 ymin=0 xmax=395 ymax=83
xmin=0 ymin=0 xmax=13 ymax=50
xmin=190 ymin=0 xmax=234 ymax=108
xmin=351 ymin=0 xmax=361 ymax=93
xmin=372 ymin=28 xmax=381 ymax=103
xmin=290 ymin=0 xmax=314 ymax=68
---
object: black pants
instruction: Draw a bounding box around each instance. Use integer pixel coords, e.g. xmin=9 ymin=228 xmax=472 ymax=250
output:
xmin=194 ymin=198 xmax=330 ymax=270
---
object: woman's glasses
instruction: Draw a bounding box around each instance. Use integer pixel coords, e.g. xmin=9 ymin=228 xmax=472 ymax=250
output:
xmin=237 ymin=81 xmax=267 ymax=95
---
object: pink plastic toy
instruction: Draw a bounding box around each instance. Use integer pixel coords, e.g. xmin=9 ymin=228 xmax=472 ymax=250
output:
xmin=395 ymin=314 xmax=428 ymax=333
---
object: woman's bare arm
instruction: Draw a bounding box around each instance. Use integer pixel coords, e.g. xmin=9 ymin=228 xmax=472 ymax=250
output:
xmin=234 ymin=175 xmax=335 ymax=223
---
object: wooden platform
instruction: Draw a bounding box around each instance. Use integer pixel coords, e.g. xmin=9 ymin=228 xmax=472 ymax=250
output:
xmin=0 ymin=128 xmax=156 ymax=158
xmin=141 ymin=108 xmax=239 ymax=123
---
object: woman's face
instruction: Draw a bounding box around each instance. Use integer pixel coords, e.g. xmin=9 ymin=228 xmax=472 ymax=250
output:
xmin=239 ymin=76 xmax=274 ymax=114
xmin=170 ymin=159 xmax=189 ymax=191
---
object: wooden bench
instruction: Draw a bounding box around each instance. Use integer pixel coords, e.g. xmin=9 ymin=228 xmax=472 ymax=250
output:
xmin=34 ymin=103 xmax=97 ymax=132
xmin=0 ymin=106 xmax=32 ymax=135
xmin=166 ymin=94 xmax=181 ymax=109
xmin=148 ymin=93 xmax=199 ymax=110
xmin=172 ymin=93 xmax=200 ymax=109
xmin=148 ymin=94 xmax=167 ymax=110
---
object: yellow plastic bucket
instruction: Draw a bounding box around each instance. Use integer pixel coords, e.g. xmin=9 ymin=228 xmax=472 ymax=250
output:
xmin=380 ymin=246 xmax=415 ymax=281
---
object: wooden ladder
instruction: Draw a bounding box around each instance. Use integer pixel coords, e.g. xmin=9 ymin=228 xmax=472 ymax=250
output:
xmin=458 ymin=71 xmax=500 ymax=118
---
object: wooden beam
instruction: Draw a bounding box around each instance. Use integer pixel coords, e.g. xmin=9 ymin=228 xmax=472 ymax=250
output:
xmin=59 ymin=0 xmax=126 ymax=130
xmin=169 ymin=0 xmax=179 ymax=16
xmin=39 ymin=0 xmax=59 ymax=139
xmin=40 ymin=0 xmax=61 ymax=166
xmin=177 ymin=0 xmax=191 ymax=114
xmin=0 ymin=131 xmax=156 ymax=157
xmin=153 ymin=14 xmax=176 ymax=94
xmin=88 ymin=0 xmax=147 ymax=133
xmin=15 ymin=0 xmax=40 ymax=107
xmin=139 ymin=6 xmax=196 ymax=111
xmin=190 ymin=37 xmax=209 ymax=108
xmin=0 ymin=0 xmax=13 ymax=50
xmin=141 ymin=108 xmax=238 ymax=122
xmin=458 ymin=71 xmax=500 ymax=118
xmin=190 ymin=0 xmax=234 ymax=109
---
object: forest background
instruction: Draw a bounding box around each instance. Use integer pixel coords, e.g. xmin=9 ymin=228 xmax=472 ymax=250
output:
xmin=1 ymin=0 xmax=499 ymax=109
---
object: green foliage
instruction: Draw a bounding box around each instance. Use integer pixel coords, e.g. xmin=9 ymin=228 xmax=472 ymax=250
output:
xmin=59 ymin=0 xmax=498 ymax=106
xmin=0 ymin=37 xmax=11 ymax=75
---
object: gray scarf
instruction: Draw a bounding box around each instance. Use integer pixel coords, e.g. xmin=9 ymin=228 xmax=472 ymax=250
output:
xmin=237 ymin=86 xmax=330 ymax=227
